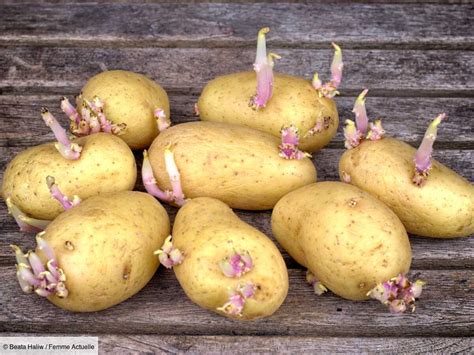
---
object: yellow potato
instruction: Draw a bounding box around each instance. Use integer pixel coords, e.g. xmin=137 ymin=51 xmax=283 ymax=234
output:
xmin=80 ymin=70 xmax=170 ymax=150
xmin=272 ymin=182 xmax=411 ymax=300
xmin=148 ymin=121 xmax=317 ymax=210
xmin=2 ymin=133 xmax=136 ymax=220
xmin=198 ymin=72 xmax=338 ymax=152
xmin=36 ymin=191 xmax=169 ymax=312
xmin=172 ymin=197 xmax=288 ymax=320
xmin=339 ymin=137 xmax=474 ymax=238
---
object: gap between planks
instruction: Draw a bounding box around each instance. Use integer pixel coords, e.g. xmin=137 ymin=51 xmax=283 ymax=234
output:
xmin=1 ymin=38 xmax=473 ymax=51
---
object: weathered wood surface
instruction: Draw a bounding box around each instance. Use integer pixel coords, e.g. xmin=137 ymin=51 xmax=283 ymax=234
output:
xmin=1 ymin=47 xmax=473 ymax=96
xmin=97 ymin=335 xmax=474 ymax=354
xmin=0 ymin=1 xmax=472 ymax=352
xmin=3 ymin=334 xmax=472 ymax=354
xmin=0 ymin=3 xmax=472 ymax=49
xmin=0 ymin=95 xmax=473 ymax=147
xmin=0 ymin=268 xmax=472 ymax=336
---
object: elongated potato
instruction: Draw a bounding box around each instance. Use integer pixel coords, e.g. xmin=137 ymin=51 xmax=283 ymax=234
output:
xmin=12 ymin=191 xmax=170 ymax=312
xmin=79 ymin=70 xmax=170 ymax=149
xmin=147 ymin=121 xmax=316 ymax=210
xmin=2 ymin=133 xmax=136 ymax=220
xmin=198 ymin=72 xmax=338 ymax=152
xmin=172 ymin=197 xmax=288 ymax=320
xmin=339 ymin=137 xmax=474 ymax=238
xmin=272 ymin=182 xmax=412 ymax=301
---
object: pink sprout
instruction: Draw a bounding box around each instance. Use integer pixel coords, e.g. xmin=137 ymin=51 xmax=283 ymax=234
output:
xmin=65 ymin=95 xmax=126 ymax=137
xmin=341 ymin=171 xmax=351 ymax=183
xmin=6 ymin=198 xmax=50 ymax=233
xmin=219 ymin=251 xmax=253 ymax=278
xmin=194 ymin=103 xmax=200 ymax=116
xmin=142 ymin=149 xmax=187 ymax=207
xmin=41 ymin=108 xmax=82 ymax=160
xmin=46 ymin=176 xmax=81 ymax=210
xmin=154 ymin=235 xmax=184 ymax=269
xmin=353 ymin=89 xmax=369 ymax=135
xmin=155 ymin=108 xmax=170 ymax=132
xmin=142 ymin=150 xmax=173 ymax=201
xmin=367 ymin=273 xmax=425 ymax=313
xmin=367 ymin=120 xmax=385 ymax=141
xmin=343 ymin=120 xmax=362 ymax=149
xmin=249 ymin=28 xmax=281 ymax=110
xmin=217 ymin=282 xmax=257 ymax=317
xmin=60 ymin=97 xmax=81 ymax=126
xmin=164 ymin=147 xmax=186 ymax=206
xmin=11 ymin=235 xmax=68 ymax=299
xmin=279 ymin=125 xmax=311 ymax=160
xmin=344 ymin=90 xmax=385 ymax=149
xmin=413 ymin=113 xmax=446 ymax=186
xmin=306 ymin=270 xmax=328 ymax=296
xmin=312 ymin=43 xmax=343 ymax=99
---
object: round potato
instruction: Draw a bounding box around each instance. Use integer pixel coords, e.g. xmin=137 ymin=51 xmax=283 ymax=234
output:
xmin=272 ymin=182 xmax=412 ymax=300
xmin=198 ymin=72 xmax=338 ymax=153
xmin=35 ymin=191 xmax=169 ymax=312
xmin=2 ymin=133 xmax=136 ymax=220
xmin=147 ymin=121 xmax=317 ymax=210
xmin=339 ymin=137 xmax=474 ymax=238
xmin=80 ymin=70 xmax=170 ymax=150
xmin=172 ymin=197 xmax=288 ymax=320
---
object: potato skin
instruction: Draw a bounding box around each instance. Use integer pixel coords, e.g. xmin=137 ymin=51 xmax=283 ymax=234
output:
xmin=272 ymin=182 xmax=411 ymax=300
xmin=2 ymin=133 xmax=136 ymax=220
xmin=148 ymin=121 xmax=317 ymax=210
xmin=198 ymin=72 xmax=339 ymax=152
xmin=80 ymin=70 xmax=170 ymax=150
xmin=37 ymin=191 xmax=170 ymax=312
xmin=173 ymin=197 xmax=288 ymax=320
xmin=339 ymin=137 xmax=474 ymax=238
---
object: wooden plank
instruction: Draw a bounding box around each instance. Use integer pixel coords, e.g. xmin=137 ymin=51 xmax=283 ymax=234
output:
xmin=0 ymin=3 xmax=472 ymax=49
xmin=0 ymin=95 xmax=473 ymax=147
xmin=1 ymin=48 xmax=473 ymax=96
xmin=0 ymin=268 xmax=472 ymax=336
xmin=2 ymin=333 xmax=472 ymax=354
xmin=98 ymin=335 xmax=474 ymax=354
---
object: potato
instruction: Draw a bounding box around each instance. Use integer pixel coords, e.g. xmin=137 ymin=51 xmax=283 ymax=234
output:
xmin=147 ymin=121 xmax=317 ymax=210
xmin=79 ymin=70 xmax=170 ymax=150
xmin=12 ymin=191 xmax=170 ymax=312
xmin=339 ymin=137 xmax=474 ymax=238
xmin=272 ymin=182 xmax=412 ymax=301
xmin=198 ymin=72 xmax=338 ymax=152
xmin=2 ymin=133 xmax=136 ymax=220
xmin=197 ymin=28 xmax=342 ymax=153
xmin=172 ymin=197 xmax=288 ymax=320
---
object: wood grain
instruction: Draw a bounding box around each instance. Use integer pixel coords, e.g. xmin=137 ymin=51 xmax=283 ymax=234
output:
xmin=0 ymin=95 xmax=473 ymax=147
xmin=3 ymin=333 xmax=472 ymax=354
xmin=1 ymin=47 xmax=472 ymax=96
xmin=98 ymin=335 xmax=474 ymax=354
xmin=0 ymin=268 xmax=472 ymax=336
xmin=0 ymin=3 xmax=472 ymax=49
xmin=0 ymin=1 xmax=472 ymax=347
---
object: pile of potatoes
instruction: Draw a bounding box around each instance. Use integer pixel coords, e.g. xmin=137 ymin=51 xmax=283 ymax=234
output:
xmin=2 ymin=28 xmax=473 ymax=318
